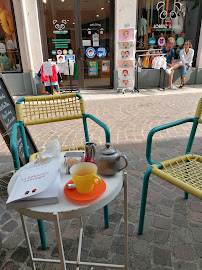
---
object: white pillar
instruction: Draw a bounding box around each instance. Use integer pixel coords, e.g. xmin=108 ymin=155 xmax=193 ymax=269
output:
xmin=196 ymin=22 xmax=202 ymax=68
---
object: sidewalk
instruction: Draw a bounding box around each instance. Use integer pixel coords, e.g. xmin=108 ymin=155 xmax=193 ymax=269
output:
xmin=1 ymin=85 xmax=202 ymax=269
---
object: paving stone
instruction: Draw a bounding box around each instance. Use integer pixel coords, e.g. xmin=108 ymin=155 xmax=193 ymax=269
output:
xmin=0 ymin=212 xmax=11 ymax=225
xmin=189 ymin=201 xmax=202 ymax=212
xmin=154 ymin=229 xmax=169 ymax=244
xmin=1 ymin=261 xmax=20 ymax=270
xmin=153 ymin=247 xmax=171 ymax=266
xmin=189 ymin=211 xmax=202 ymax=223
xmin=173 ymin=244 xmax=195 ymax=261
xmin=128 ymin=238 xmax=150 ymax=256
xmin=153 ymin=215 xmax=171 ymax=230
xmin=111 ymin=236 xmax=124 ymax=255
xmin=170 ymin=226 xmax=193 ymax=244
xmin=173 ymin=261 xmax=197 ymax=270
xmin=0 ymin=250 xmax=6 ymax=268
xmin=89 ymin=248 xmax=108 ymax=259
xmin=174 ymin=201 xmax=189 ymax=215
xmin=155 ymin=204 xmax=172 ymax=217
xmin=190 ymin=225 xmax=202 ymax=242
xmin=172 ymin=213 xmax=188 ymax=227
xmin=1 ymin=220 xmax=18 ymax=232
xmin=161 ymin=188 xmax=177 ymax=200
xmin=88 ymin=212 xmax=103 ymax=226
xmin=129 ymin=253 xmax=151 ymax=270
xmin=10 ymin=246 xmax=29 ymax=263
xmin=118 ymin=222 xmax=135 ymax=237
xmin=160 ymin=198 xmax=174 ymax=208
xmin=2 ymin=234 xmax=23 ymax=250
xmin=194 ymin=243 xmax=202 ymax=258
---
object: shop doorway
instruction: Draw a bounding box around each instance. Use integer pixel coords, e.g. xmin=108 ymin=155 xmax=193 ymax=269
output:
xmin=39 ymin=0 xmax=114 ymax=89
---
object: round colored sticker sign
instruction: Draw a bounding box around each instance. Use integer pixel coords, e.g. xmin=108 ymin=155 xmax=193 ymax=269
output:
xmin=63 ymin=49 xmax=68 ymax=55
xmin=177 ymin=37 xmax=184 ymax=46
xmin=68 ymin=49 xmax=73 ymax=55
xmin=148 ymin=37 xmax=156 ymax=46
xmin=168 ymin=37 xmax=175 ymax=46
xmin=86 ymin=47 xmax=96 ymax=58
xmin=158 ymin=37 xmax=165 ymax=46
xmin=57 ymin=50 xmax=62 ymax=55
xmin=52 ymin=50 xmax=56 ymax=55
xmin=97 ymin=47 xmax=107 ymax=58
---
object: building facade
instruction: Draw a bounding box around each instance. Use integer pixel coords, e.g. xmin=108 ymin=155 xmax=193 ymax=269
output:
xmin=1 ymin=0 xmax=202 ymax=95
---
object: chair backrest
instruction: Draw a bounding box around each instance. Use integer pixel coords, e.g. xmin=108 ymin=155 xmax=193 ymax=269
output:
xmin=15 ymin=93 xmax=86 ymax=126
xmin=195 ymin=98 xmax=202 ymax=123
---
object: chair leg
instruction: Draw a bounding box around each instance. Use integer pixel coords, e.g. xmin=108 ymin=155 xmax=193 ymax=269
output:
xmin=37 ymin=220 xmax=47 ymax=250
xmin=104 ymin=205 xmax=109 ymax=229
xmin=138 ymin=167 xmax=153 ymax=235
xmin=184 ymin=192 xmax=189 ymax=200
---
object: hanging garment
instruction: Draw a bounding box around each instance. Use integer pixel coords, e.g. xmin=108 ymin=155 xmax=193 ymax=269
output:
xmin=142 ymin=52 xmax=150 ymax=68
xmin=138 ymin=18 xmax=147 ymax=37
xmin=149 ymin=51 xmax=158 ymax=67
xmin=41 ymin=64 xmax=58 ymax=83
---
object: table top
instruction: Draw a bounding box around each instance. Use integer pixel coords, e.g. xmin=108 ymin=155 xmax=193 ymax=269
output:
xmin=8 ymin=154 xmax=123 ymax=221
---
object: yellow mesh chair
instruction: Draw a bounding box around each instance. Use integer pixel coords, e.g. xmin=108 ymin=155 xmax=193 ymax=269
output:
xmin=10 ymin=93 xmax=110 ymax=249
xmin=138 ymin=98 xmax=202 ymax=235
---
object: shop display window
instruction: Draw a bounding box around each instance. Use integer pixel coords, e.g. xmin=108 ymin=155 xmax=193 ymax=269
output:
xmin=0 ymin=0 xmax=21 ymax=72
xmin=137 ymin=0 xmax=200 ymax=62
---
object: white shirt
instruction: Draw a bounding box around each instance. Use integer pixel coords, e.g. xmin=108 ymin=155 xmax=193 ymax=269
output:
xmin=180 ymin=48 xmax=194 ymax=66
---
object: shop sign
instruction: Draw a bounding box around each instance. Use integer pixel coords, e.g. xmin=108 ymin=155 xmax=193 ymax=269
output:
xmin=86 ymin=47 xmax=96 ymax=58
xmin=90 ymin=23 xmax=101 ymax=27
xmin=52 ymin=39 xmax=71 ymax=49
xmin=97 ymin=47 xmax=107 ymax=58
xmin=93 ymin=33 xmax=99 ymax=47
xmin=65 ymin=54 xmax=75 ymax=63
xmin=177 ymin=37 xmax=184 ymax=46
xmin=102 ymin=61 xmax=110 ymax=72
xmin=88 ymin=61 xmax=98 ymax=76
xmin=53 ymin=19 xmax=68 ymax=34
xmin=148 ymin=37 xmax=156 ymax=46
xmin=158 ymin=37 xmax=165 ymax=46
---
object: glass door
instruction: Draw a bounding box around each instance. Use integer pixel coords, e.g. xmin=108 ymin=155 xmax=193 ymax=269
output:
xmin=41 ymin=0 xmax=113 ymax=89
xmin=80 ymin=0 xmax=111 ymax=88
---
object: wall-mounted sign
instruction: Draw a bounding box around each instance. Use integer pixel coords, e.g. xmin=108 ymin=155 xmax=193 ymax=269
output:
xmin=86 ymin=47 xmax=96 ymax=58
xmin=118 ymin=28 xmax=135 ymax=42
xmin=88 ymin=61 xmax=98 ymax=76
xmin=52 ymin=50 xmax=56 ymax=55
xmin=52 ymin=39 xmax=71 ymax=49
xmin=158 ymin=37 xmax=165 ymax=46
xmin=68 ymin=49 xmax=73 ymax=55
xmin=148 ymin=37 xmax=156 ymax=46
xmin=93 ymin=33 xmax=99 ymax=47
xmin=53 ymin=19 xmax=68 ymax=34
xmin=177 ymin=37 xmax=184 ymax=46
xmin=57 ymin=50 xmax=62 ymax=55
xmin=102 ymin=60 xmax=110 ymax=72
xmin=57 ymin=55 xmax=66 ymax=63
xmin=97 ymin=47 xmax=107 ymax=58
xmin=82 ymin=40 xmax=91 ymax=47
xmin=65 ymin=54 xmax=75 ymax=63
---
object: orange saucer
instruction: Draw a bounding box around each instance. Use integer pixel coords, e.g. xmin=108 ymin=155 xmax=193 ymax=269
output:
xmin=64 ymin=179 xmax=106 ymax=201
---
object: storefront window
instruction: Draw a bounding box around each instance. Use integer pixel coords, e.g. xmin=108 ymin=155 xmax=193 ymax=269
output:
xmin=0 ymin=0 xmax=21 ymax=72
xmin=137 ymin=0 xmax=200 ymax=63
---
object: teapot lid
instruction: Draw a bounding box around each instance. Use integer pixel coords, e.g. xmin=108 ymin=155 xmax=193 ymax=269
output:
xmin=100 ymin=143 xmax=117 ymax=155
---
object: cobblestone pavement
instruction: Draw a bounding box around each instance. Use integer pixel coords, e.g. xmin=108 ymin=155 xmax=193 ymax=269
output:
xmin=1 ymin=87 xmax=202 ymax=270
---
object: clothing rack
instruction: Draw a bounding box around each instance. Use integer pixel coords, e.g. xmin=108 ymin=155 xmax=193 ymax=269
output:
xmin=135 ymin=50 xmax=166 ymax=91
xmin=61 ymin=59 xmax=80 ymax=93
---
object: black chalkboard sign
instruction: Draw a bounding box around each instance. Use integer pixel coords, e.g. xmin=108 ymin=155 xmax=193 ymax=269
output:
xmin=0 ymin=74 xmax=37 ymax=165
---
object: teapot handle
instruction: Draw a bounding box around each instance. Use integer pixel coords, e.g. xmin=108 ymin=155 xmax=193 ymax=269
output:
xmin=116 ymin=154 xmax=128 ymax=172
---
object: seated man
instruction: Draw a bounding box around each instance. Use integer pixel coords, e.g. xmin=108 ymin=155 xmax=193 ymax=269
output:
xmin=162 ymin=40 xmax=182 ymax=90
xmin=179 ymin=40 xmax=195 ymax=88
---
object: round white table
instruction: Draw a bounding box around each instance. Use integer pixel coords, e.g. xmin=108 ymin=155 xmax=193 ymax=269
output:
xmin=8 ymin=154 xmax=128 ymax=270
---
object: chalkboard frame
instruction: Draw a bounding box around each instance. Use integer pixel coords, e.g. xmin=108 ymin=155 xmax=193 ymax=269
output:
xmin=0 ymin=74 xmax=38 ymax=165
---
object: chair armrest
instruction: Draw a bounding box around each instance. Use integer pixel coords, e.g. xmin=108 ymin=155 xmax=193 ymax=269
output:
xmin=83 ymin=114 xmax=110 ymax=143
xmin=146 ymin=118 xmax=195 ymax=165
xmin=10 ymin=122 xmax=21 ymax=170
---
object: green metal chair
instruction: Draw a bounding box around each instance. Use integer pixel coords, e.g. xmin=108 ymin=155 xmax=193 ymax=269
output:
xmin=138 ymin=98 xmax=202 ymax=235
xmin=10 ymin=93 xmax=110 ymax=249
